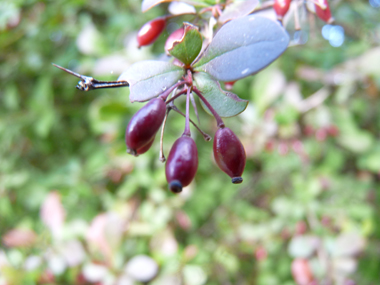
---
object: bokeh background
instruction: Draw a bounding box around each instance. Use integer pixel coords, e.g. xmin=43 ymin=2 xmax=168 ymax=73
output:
xmin=1 ymin=0 xmax=380 ymax=284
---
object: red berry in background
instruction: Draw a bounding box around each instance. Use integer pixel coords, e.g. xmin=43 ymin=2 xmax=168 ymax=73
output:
xmin=165 ymin=27 xmax=184 ymax=54
xmin=165 ymin=136 xmax=198 ymax=193
xmin=315 ymin=128 xmax=327 ymax=141
xmin=255 ymin=246 xmax=267 ymax=261
xmin=315 ymin=0 xmax=334 ymax=24
xmin=295 ymin=221 xmax=307 ymax=235
xmin=224 ymin=81 xmax=236 ymax=90
xmin=278 ymin=141 xmax=289 ymax=156
xmin=213 ymin=127 xmax=246 ymax=184
xmin=273 ymin=0 xmax=292 ymax=21
xmin=326 ymin=125 xmax=339 ymax=137
xmin=291 ymin=258 xmax=314 ymax=285
xmin=265 ymin=140 xmax=275 ymax=152
xmin=125 ymin=98 xmax=166 ymax=155
xmin=303 ymin=125 xmax=314 ymax=136
xmin=137 ymin=17 xmax=166 ymax=48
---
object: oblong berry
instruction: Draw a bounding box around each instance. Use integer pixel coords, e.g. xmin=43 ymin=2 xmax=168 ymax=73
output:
xmin=315 ymin=0 xmax=334 ymax=24
xmin=165 ymin=136 xmax=198 ymax=193
xmin=136 ymin=136 xmax=155 ymax=155
xmin=125 ymin=98 xmax=166 ymax=154
xmin=213 ymin=127 xmax=246 ymax=184
xmin=273 ymin=0 xmax=291 ymax=21
xmin=137 ymin=17 xmax=166 ymax=47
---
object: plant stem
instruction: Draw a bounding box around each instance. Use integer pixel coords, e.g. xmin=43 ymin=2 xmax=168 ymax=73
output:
xmin=294 ymin=0 xmax=301 ymax=31
xmin=166 ymin=89 xmax=187 ymax=104
xmin=171 ymin=104 xmax=211 ymax=141
xmin=159 ymin=107 xmax=171 ymax=162
xmin=159 ymin=81 xmax=186 ymax=101
xmin=193 ymin=87 xmax=225 ymax=128
xmin=183 ymin=87 xmax=191 ymax=137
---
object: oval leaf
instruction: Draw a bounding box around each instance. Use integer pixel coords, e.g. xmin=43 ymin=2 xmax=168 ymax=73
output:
xmin=194 ymin=72 xmax=248 ymax=117
xmin=169 ymin=23 xmax=202 ymax=66
xmin=142 ymin=0 xmax=207 ymax=12
xmin=118 ymin=61 xmax=184 ymax=102
xmin=218 ymin=0 xmax=259 ymax=24
xmin=193 ymin=15 xmax=289 ymax=82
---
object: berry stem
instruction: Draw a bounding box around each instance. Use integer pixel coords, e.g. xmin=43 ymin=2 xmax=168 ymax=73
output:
xmin=294 ymin=0 xmax=301 ymax=31
xmin=190 ymin=92 xmax=200 ymax=125
xmin=159 ymin=107 xmax=171 ymax=162
xmin=183 ymin=87 xmax=191 ymax=137
xmin=159 ymin=81 xmax=186 ymax=101
xmin=170 ymin=105 xmax=211 ymax=141
xmin=166 ymin=89 xmax=187 ymax=104
xmin=193 ymin=87 xmax=225 ymax=128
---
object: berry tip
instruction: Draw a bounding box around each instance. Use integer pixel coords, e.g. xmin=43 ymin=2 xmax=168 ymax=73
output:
xmin=169 ymin=180 xmax=183 ymax=193
xmin=232 ymin=177 xmax=243 ymax=184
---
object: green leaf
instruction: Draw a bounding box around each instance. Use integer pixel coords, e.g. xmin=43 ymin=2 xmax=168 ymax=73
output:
xmin=141 ymin=0 xmax=208 ymax=12
xmin=218 ymin=0 xmax=259 ymax=24
xmin=193 ymin=16 xmax=289 ymax=82
xmin=118 ymin=61 xmax=184 ymax=102
xmin=193 ymin=72 xmax=248 ymax=117
xmin=168 ymin=22 xmax=202 ymax=67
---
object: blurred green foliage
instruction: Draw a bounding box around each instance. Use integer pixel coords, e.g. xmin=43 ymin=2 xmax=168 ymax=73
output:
xmin=1 ymin=0 xmax=380 ymax=284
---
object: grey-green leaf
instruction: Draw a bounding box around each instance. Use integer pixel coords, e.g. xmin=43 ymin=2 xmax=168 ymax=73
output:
xmin=193 ymin=15 xmax=289 ymax=82
xmin=193 ymin=72 xmax=248 ymax=117
xmin=118 ymin=61 xmax=184 ymax=102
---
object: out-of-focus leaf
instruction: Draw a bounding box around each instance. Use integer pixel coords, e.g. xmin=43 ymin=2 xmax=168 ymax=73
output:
xmin=2 ymin=229 xmax=37 ymax=248
xmin=29 ymin=76 xmax=55 ymax=138
xmin=169 ymin=23 xmax=202 ymax=66
xmin=193 ymin=72 xmax=248 ymax=117
xmin=251 ymin=66 xmax=286 ymax=114
xmin=194 ymin=16 xmax=289 ymax=81
xmin=358 ymin=146 xmax=380 ymax=172
xmin=333 ymin=257 xmax=357 ymax=274
xmin=142 ymin=0 xmax=207 ymax=12
xmin=118 ymin=61 xmax=184 ymax=102
xmin=76 ymin=23 xmax=104 ymax=56
xmin=333 ymin=233 xmax=365 ymax=257
xmin=168 ymin=2 xmax=196 ymax=15
xmin=125 ymin=255 xmax=158 ymax=282
xmin=82 ymin=263 xmax=109 ymax=283
xmin=40 ymin=192 xmax=66 ymax=238
xmin=59 ymin=240 xmax=86 ymax=267
xmin=288 ymin=235 xmax=320 ymax=258
xmin=337 ymin=130 xmax=373 ymax=153
xmin=218 ymin=0 xmax=259 ymax=23
xmin=183 ymin=265 xmax=207 ymax=285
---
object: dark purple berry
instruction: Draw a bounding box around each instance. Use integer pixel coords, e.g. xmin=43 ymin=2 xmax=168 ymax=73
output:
xmin=165 ymin=136 xmax=198 ymax=193
xmin=136 ymin=136 xmax=155 ymax=155
xmin=126 ymin=98 xmax=166 ymax=155
xmin=213 ymin=127 xmax=246 ymax=184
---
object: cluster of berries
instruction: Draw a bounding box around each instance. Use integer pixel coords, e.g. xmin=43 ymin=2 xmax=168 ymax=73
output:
xmin=274 ymin=0 xmax=334 ymax=23
xmin=127 ymin=12 xmax=250 ymax=193
xmin=125 ymin=93 xmax=246 ymax=193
